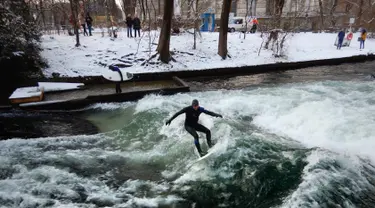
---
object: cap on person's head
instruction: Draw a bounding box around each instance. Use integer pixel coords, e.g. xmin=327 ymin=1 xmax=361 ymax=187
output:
xmin=192 ymin=99 xmax=199 ymax=106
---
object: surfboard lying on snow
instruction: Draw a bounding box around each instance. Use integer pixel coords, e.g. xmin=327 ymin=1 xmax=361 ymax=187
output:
xmin=102 ymin=68 xmax=134 ymax=82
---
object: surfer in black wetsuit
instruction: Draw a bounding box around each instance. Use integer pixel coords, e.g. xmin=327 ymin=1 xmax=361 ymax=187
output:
xmin=165 ymin=99 xmax=223 ymax=157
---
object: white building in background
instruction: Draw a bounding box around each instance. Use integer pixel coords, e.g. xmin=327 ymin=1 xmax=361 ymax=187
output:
xmin=134 ymin=0 xmax=322 ymax=30
xmin=206 ymin=0 xmax=320 ymax=19
xmin=135 ymin=0 xmax=320 ymax=19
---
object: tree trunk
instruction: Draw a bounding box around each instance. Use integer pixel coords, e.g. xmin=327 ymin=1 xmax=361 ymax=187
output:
xmin=150 ymin=0 xmax=158 ymax=29
xmin=193 ymin=0 xmax=199 ymax=49
xmin=39 ymin=0 xmax=46 ymax=30
xmin=244 ymin=0 xmax=250 ymax=39
xmin=187 ymin=0 xmax=192 ymax=18
xmin=318 ymin=0 xmax=324 ymax=32
xmin=69 ymin=0 xmax=80 ymax=47
xmin=274 ymin=0 xmax=285 ymax=28
xmin=218 ymin=0 xmax=232 ymax=59
xmin=249 ymin=0 xmax=253 ymax=16
xmin=329 ymin=0 xmax=338 ymax=27
xmin=122 ymin=0 xmax=136 ymax=16
xmin=145 ymin=0 xmax=149 ymax=24
xmin=140 ymin=0 xmax=146 ymax=20
xmin=158 ymin=0 xmax=161 ymax=16
xmin=356 ymin=0 xmax=365 ymax=28
xmin=157 ymin=0 xmax=174 ymax=63
xmin=104 ymin=0 xmax=112 ymax=36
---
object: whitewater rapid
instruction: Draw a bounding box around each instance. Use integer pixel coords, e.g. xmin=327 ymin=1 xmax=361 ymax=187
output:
xmin=1 ymin=80 xmax=375 ymax=207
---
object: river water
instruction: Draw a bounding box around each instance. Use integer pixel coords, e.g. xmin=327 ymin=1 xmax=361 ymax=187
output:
xmin=1 ymin=62 xmax=375 ymax=208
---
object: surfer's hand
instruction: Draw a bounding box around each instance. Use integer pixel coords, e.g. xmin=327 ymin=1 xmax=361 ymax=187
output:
xmin=166 ymin=120 xmax=171 ymax=126
xmin=217 ymin=114 xmax=223 ymax=118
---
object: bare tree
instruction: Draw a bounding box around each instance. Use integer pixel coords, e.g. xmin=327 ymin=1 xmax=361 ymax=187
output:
xmin=178 ymin=0 xmax=210 ymax=49
xmin=329 ymin=0 xmax=338 ymax=27
xmin=345 ymin=0 xmax=375 ymax=30
xmin=69 ymin=0 xmax=80 ymax=46
xmin=157 ymin=0 xmax=174 ymax=63
xmin=139 ymin=0 xmax=146 ymax=22
xmin=318 ymin=0 xmax=325 ymax=32
xmin=243 ymin=0 xmax=249 ymax=39
xmin=39 ymin=0 xmax=47 ymax=29
xmin=356 ymin=0 xmax=365 ymax=27
xmin=218 ymin=0 xmax=232 ymax=59
xmin=193 ymin=0 xmax=199 ymax=49
xmin=274 ymin=0 xmax=285 ymax=28
xmin=121 ymin=0 xmax=136 ymax=16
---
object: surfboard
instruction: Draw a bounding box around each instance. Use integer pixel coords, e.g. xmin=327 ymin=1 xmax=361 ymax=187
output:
xmin=102 ymin=69 xmax=134 ymax=82
xmin=196 ymin=150 xmax=214 ymax=161
xmin=195 ymin=143 xmax=220 ymax=162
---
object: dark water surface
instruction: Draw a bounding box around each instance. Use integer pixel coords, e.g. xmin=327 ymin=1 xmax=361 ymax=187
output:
xmin=1 ymin=62 xmax=375 ymax=208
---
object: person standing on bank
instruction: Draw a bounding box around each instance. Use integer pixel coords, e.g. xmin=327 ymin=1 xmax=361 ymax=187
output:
xmin=337 ymin=29 xmax=345 ymax=50
xmin=126 ymin=14 xmax=133 ymax=38
xmin=165 ymin=99 xmax=223 ymax=157
xmin=133 ymin=15 xmax=141 ymax=38
xmin=109 ymin=65 xmax=123 ymax=93
xmin=359 ymin=29 xmax=367 ymax=50
xmin=85 ymin=13 xmax=93 ymax=36
xmin=80 ymin=14 xmax=88 ymax=36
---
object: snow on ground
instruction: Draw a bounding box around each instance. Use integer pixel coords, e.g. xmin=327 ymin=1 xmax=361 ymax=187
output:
xmin=38 ymin=82 xmax=84 ymax=92
xmin=40 ymin=29 xmax=375 ymax=78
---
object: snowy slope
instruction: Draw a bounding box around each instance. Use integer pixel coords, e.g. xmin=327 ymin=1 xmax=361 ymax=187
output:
xmin=41 ymin=30 xmax=374 ymax=78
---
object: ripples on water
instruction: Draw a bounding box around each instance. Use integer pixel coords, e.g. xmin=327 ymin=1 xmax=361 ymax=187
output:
xmin=2 ymin=73 xmax=375 ymax=207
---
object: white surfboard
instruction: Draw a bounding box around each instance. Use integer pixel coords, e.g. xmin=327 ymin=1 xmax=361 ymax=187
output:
xmin=195 ymin=143 xmax=220 ymax=162
xmin=196 ymin=150 xmax=214 ymax=161
xmin=102 ymin=69 xmax=134 ymax=82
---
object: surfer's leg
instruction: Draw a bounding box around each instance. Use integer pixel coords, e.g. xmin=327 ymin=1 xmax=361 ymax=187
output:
xmin=185 ymin=125 xmax=203 ymax=156
xmin=195 ymin=124 xmax=212 ymax=148
xmin=116 ymin=83 xmax=121 ymax=93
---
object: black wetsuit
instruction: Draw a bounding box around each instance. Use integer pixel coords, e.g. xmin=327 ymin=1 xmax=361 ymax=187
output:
xmin=167 ymin=106 xmax=222 ymax=155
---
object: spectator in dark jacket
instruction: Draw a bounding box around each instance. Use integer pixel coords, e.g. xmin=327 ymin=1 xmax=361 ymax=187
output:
xmin=85 ymin=13 xmax=93 ymax=36
xmin=133 ymin=16 xmax=141 ymax=37
xmin=126 ymin=14 xmax=133 ymax=38
xmin=337 ymin=29 xmax=345 ymax=50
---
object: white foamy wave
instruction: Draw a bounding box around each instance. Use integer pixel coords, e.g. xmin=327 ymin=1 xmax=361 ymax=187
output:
xmin=279 ymin=149 xmax=373 ymax=208
xmin=85 ymin=102 xmax=134 ymax=110
xmin=251 ymin=81 xmax=375 ymax=161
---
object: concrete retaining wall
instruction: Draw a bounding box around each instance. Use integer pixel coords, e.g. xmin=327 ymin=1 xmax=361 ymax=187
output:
xmin=19 ymin=86 xmax=189 ymax=111
xmin=31 ymin=54 xmax=375 ymax=84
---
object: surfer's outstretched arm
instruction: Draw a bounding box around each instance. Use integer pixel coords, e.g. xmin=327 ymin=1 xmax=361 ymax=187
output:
xmin=200 ymin=108 xmax=223 ymax=118
xmin=166 ymin=107 xmax=187 ymax=125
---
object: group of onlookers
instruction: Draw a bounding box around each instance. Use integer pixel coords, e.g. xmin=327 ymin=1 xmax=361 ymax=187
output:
xmin=337 ymin=28 xmax=368 ymax=50
xmin=80 ymin=13 xmax=93 ymax=36
xmin=125 ymin=14 xmax=142 ymax=38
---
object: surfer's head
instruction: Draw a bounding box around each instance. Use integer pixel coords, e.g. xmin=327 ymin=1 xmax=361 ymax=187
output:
xmin=192 ymin=99 xmax=199 ymax=110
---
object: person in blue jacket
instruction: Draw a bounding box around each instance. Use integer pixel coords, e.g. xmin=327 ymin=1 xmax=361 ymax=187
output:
xmin=165 ymin=99 xmax=223 ymax=157
xmin=108 ymin=65 xmax=123 ymax=93
xmin=337 ymin=30 xmax=345 ymax=50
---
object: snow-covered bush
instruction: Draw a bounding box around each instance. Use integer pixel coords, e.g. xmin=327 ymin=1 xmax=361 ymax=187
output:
xmin=0 ymin=0 xmax=45 ymax=78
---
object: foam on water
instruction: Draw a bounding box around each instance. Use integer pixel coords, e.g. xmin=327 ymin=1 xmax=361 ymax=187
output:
xmin=251 ymin=81 xmax=375 ymax=161
xmin=2 ymin=80 xmax=375 ymax=207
